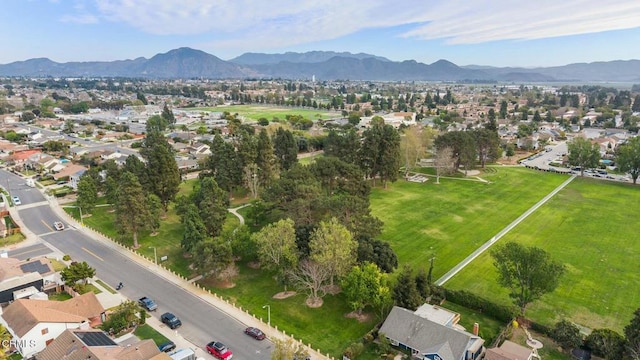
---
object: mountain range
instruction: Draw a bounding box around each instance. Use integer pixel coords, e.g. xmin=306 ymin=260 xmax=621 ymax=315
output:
xmin=1 ymin=47 xmax=639 ymax=83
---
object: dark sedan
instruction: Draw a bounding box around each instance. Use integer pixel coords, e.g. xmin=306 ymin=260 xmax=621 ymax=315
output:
xmin=244 ymin=326 xmax=266 ymax=340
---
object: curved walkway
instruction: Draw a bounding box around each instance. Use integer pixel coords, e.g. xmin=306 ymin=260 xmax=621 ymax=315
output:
xmin=228 ymin=203 xmax=251 ymax=224
xmin=435 ymin=174 xmax=577 ymax=286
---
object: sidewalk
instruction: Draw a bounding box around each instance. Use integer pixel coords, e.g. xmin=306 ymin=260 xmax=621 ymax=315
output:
xmin=1 ymin=193 xmax=42 ymax=249
xmin=90 ymin=278 xmax=127 ymax=309
xmin=46 ymin=195 xmax=329 ymax=359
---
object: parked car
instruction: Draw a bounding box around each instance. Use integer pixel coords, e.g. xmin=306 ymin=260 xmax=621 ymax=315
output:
xmin=206 ymin=341 xmax=233 ymax=360
xmin=138 ymin=297 xmax=158 ymax=311
xmin=12 ymin=196 xmax=20 ymax=205
xmin=244 ymin=327 xmax=266 ymax=340
xmin=160 ymin=312 xmax=182 ymax=329
xmin=53 ymin=221 xmax=65 ymax=231
xmin=158 ymin=341 xmax=176 ymax=353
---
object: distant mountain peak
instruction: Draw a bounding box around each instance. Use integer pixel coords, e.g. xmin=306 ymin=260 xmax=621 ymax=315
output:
xmin=0 ymin=48 xmax=637 ymax=82
xmin=230 ymin=51 xmax=390 ymax=65
xmin=431 ymin=59 xmax=457 ymax=67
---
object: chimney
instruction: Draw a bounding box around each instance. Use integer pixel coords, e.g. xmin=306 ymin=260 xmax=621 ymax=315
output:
xmin=472 ymin=322 xmax=479 ymax=336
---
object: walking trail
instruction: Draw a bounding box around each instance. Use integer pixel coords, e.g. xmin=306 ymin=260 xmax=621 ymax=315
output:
xmin=228 ymin=203 xmax=251 ymax=225
xmin=435 ymin=174 xmax=576 ymax=286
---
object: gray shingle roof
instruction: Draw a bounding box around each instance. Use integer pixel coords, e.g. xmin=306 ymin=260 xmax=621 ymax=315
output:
xmin=379 ymin=306 xmax=484 ymax=360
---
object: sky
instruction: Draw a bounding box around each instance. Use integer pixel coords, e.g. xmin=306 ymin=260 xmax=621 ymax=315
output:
xmin=2 ymin=0 xmax=640 ymax=67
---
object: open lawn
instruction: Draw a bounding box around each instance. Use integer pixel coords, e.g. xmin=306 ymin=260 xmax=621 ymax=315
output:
xmin=48 ymin=292 xmax=73 ymax=301
xmin=0 ymin=232 xmax=26 ymax=247
xmin=203 ymin=263 xmax=376 ymax=358
xmin=446 ymin=177 xmax=640 ymax=332
xmin=134 ymin=324 xmax=170 ymax=346
xmin=369 ymin=167 xmax=568 ymax=278
xmin=189 ymin=105 xmax=337 ymax=121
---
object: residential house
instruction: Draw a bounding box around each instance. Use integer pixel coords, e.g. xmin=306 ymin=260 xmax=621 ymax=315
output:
xmin=34 ymin=119 xmax=64 ymax=129
xmin=0 ymin=292 xmax=105 ymax=359
xmin=0 ymin=140 xmax=27 ymax=158
xmin=100 ymin=150 xmax=123 ymax=161
xmin=26 ymin=153 xmax=61 ymax=173
xmin=9 ymin=149 xmax=42 ymax=166
xmin=176 ymin=159 xmax=199 ymax=172
xmin=170 ymin=142 xmax=190 ymax=154
xmin=36 ymin=328 xmax=171 ymax=360
xmin=52 ymin=164 xmax=88 ymax=189
xmin=28 ymin=131 xmax=44 ymax=142
xmin=485 ymin=340 xmax=537 ymax=360
xmin=379 ymin=305 xmax=485 ymax=360
xmin=0 ymin=256 xmax=59 ymax=303
xmin=189 ymin=142 xmax=211 ymax=156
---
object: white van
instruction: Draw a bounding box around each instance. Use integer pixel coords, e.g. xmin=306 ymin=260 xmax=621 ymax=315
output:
xmin=169 ymin=348 xmax=196 ymax=360
xmin=26 ymin=179 xmax=35 ymax=188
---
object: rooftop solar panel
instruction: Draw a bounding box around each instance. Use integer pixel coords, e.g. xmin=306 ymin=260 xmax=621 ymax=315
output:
xmin=19 ymin=260 xmax=50 ymax=274
xmin=76 ymin=331 xmax=117 ymax=347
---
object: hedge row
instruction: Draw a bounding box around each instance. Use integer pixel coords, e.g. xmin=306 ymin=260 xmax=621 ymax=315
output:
xmin=437 ymin=286 xmax=518 ymax=323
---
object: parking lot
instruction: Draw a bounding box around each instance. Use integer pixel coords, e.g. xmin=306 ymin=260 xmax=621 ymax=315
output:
xmin=521 ymin=141 xmax=632 ymax=182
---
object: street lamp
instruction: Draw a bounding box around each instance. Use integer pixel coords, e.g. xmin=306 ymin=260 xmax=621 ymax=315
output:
xmin=150 ymin=246 xmax=157 ymax=265
xmin=262 ymin=304 xmax=270 ymax=327
xmin=67 ymin=205 xmax=84 ymax=225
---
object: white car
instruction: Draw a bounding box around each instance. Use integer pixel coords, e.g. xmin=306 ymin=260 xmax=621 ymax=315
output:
xmin=12 ymin=196 xmax=21 ymax=205
xmin=53 ymin=222 xmax=65 ymax=231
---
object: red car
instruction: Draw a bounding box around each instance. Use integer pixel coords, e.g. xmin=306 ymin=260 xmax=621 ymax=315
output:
xmin=206 ymin=341 xmax=233 ymax=360
xmin=244 ymin=326 xmax=266 ymax=340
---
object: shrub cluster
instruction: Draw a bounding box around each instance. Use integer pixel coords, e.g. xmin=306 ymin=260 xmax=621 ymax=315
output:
xmin=438 ymin=287 xmax=517 ymax=322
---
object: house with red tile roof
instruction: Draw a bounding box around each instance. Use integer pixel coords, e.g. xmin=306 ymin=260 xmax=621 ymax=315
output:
xmin=9 ymin=149 xmax=41 ymax=165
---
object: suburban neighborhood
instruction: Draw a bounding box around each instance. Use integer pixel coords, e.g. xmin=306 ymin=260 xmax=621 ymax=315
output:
xmin=0 ymin=73 xmax=639 ymax=360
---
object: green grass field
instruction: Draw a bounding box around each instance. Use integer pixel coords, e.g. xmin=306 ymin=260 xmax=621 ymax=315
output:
xmin=207 ymin=263 xmax=376 ymax=358
xmin=446 ymin=176 xmax=640 ymax=332
xmin=370 ymin=167 xmax=568 ymax=278
xmin=134 ymin=324 xmax=170 ymax=346
xmin=189 ymin=105 xmax=337 ymax=121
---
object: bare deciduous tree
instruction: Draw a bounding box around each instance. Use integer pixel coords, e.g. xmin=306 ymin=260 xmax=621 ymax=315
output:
xmin=290 ymin=259 xmax=331 ymax=307
xmin=434 ymin=146 xmax=454 ymax=184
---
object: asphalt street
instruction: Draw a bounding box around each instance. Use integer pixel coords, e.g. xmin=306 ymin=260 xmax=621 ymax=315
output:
xmin=520 ymin=141 xmax=569 ymax=171
xmin=6 ymin=243 xmax=53 ymax=261
xmin=0 ymin=169 xmax=273 ymax=360
xmin=14 ymin=123 xmax=139 ymax=158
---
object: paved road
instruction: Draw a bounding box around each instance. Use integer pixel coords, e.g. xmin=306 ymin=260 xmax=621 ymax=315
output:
xmin=435 ymin=174 xmax=577 ymax=286
xmin=520 ymin=141 xmax=569 ymax=172
xmin=0 ymin=169 xmax=273 ymax=360
xmin=6 ymin=243 xmax=54 ymax=261
xmin=14 ymin=123 xmax=139 ymax=158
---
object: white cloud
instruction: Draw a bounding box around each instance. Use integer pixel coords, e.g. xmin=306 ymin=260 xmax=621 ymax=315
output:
xmin=88 ymin=0 xmax=640 ymax=49
xmin=401 ymin=0 xmax=640 ymax=43
xmin=59 ymin=0 xmax=99 ymax=24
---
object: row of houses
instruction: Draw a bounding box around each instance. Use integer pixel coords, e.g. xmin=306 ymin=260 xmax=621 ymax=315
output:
xmin=0 ymin=254 xmax=173 ymax=360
